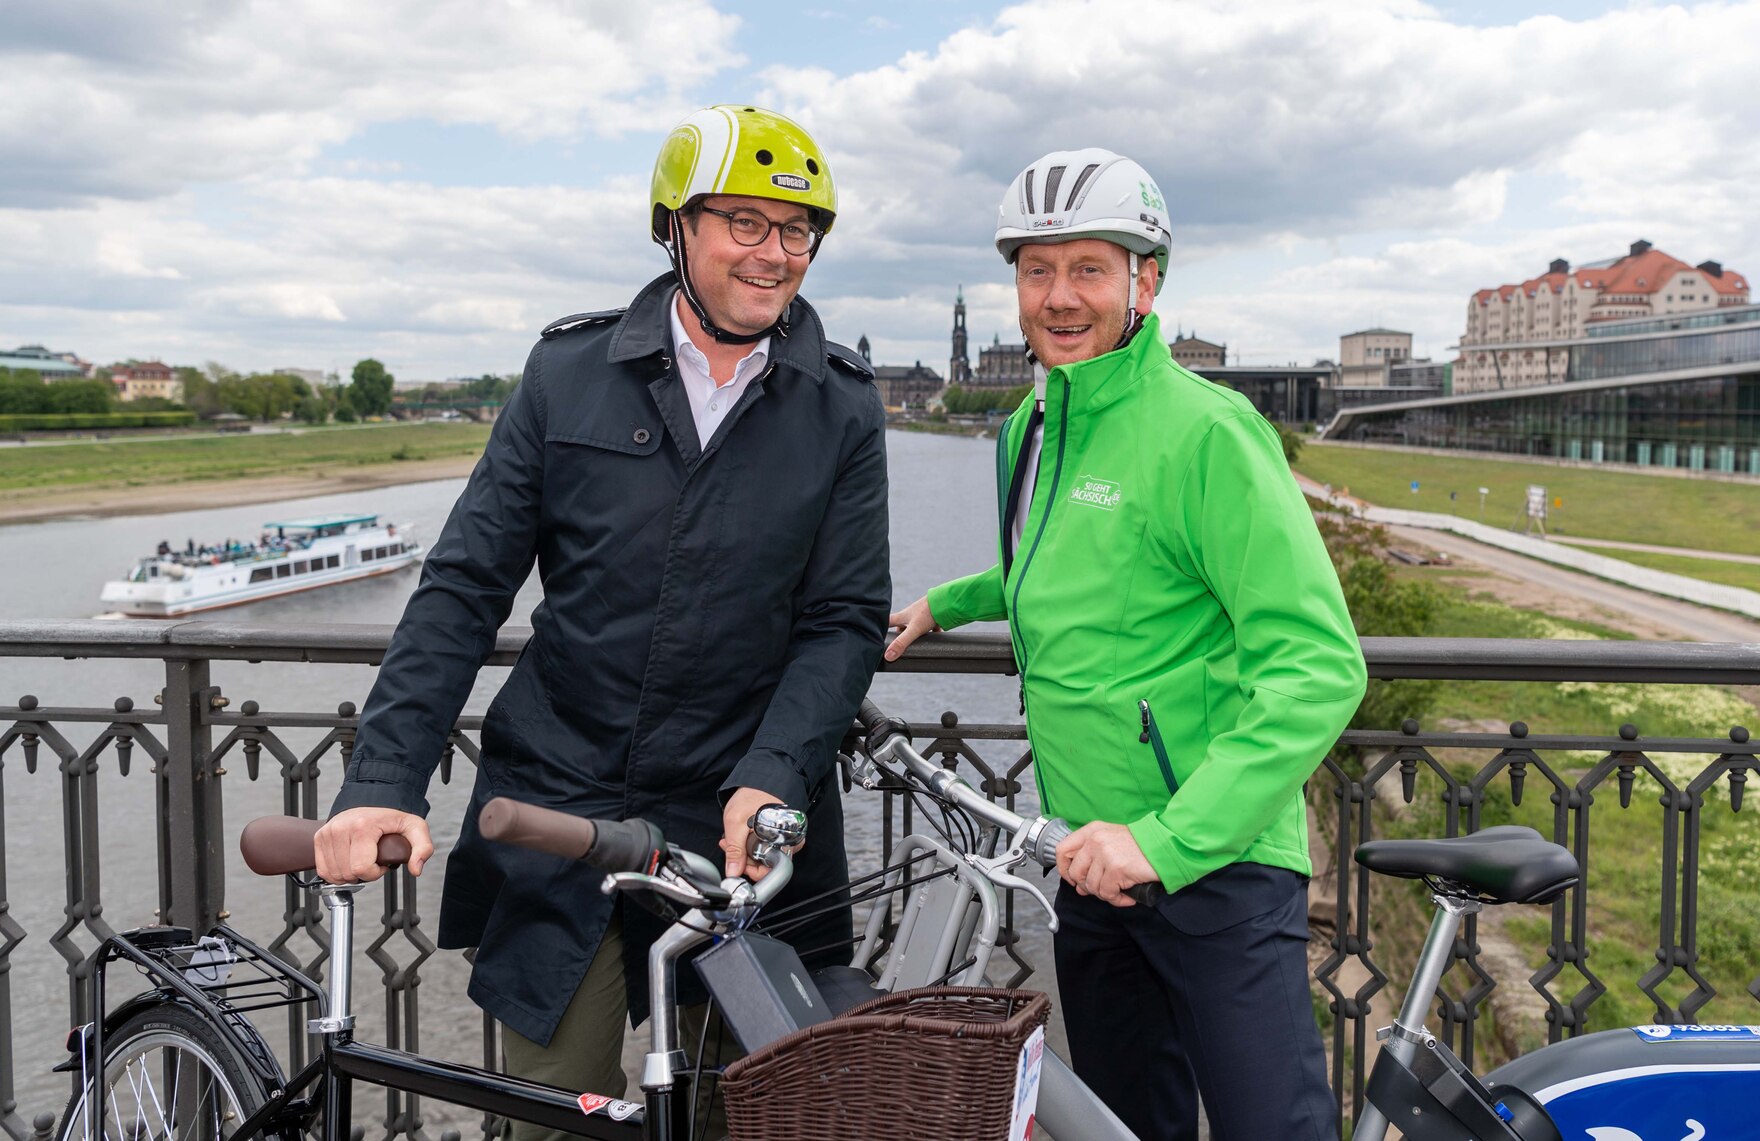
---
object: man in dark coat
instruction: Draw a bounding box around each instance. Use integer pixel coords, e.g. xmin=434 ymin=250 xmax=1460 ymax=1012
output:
xmin=314 ymin=105 xmax=889 ymax=1111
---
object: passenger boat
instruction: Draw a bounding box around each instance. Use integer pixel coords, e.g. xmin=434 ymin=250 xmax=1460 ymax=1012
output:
xmin=99 ymin=514 xmax=422 ymax=616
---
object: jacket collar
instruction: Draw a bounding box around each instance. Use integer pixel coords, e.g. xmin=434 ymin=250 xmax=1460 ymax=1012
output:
xmin=608 ymin=271 xmax=829 ymax=384
xmin=1045 ymin=311 xmax=1168 ymax=418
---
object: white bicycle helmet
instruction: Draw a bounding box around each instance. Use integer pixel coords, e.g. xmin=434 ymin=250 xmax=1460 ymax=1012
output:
xmin=995 ymin=148 xmax=1171 ymax=296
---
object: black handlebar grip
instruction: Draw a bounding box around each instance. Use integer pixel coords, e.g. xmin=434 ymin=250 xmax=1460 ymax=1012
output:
xmin=857 ymin=698 xmax=890 ymax=736
xmin=856 ymin=698 xmax=908 ymax=748
xmin=1125 ymin=880 xmax=1167 ymax=907
xmin=583 ymin=818 xmax=667 ymax=874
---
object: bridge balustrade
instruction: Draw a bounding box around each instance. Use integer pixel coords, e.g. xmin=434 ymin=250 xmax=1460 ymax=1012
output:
xmin=0 ymin=621 xmax=1755 ymax=1139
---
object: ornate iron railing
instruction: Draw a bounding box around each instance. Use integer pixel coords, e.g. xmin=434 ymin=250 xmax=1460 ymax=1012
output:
xmin=0 ymin=621 xmax=1756 ymax=1140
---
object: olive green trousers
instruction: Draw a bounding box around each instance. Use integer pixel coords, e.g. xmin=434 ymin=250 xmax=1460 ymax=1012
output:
xmin=501 ymin=911 xmax=737 ymax=1141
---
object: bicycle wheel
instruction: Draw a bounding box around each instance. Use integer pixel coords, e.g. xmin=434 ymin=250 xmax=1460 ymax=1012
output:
xmin=56 ymin=1002 xmax=272 ymax=1141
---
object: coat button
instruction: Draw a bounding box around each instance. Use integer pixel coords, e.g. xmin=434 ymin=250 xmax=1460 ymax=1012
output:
xmin=633 ymin=428 xmax=651 ymax=445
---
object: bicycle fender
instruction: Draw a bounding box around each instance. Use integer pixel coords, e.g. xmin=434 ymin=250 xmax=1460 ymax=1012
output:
xmin=52 ymin=991 xmax=180 ymax=1073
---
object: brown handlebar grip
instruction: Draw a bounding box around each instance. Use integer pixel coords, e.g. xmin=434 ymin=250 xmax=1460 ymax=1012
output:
xmin=478 ymin=797 xmax=599 ymax=862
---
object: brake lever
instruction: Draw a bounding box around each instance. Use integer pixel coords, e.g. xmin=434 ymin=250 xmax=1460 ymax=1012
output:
xmin=602 ymin=871 xmax=722 ymax=911
xmin=969 ymin=827 xmax=1059 ymax=934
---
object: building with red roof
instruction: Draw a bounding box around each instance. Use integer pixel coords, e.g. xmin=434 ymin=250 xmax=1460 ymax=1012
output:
xmin=110 ymin=361 xmax=182 ymax=403
xmin=1457 ymin=241 xmax=1748 ymax=394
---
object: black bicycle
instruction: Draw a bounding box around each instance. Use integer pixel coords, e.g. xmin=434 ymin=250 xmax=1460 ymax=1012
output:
xmin=53 ymin=700 xmax=1139 ymax=1141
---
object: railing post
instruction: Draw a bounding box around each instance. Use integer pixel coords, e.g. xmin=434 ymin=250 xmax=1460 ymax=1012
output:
xmin=161 ymin=658 xmax=224 ymax=933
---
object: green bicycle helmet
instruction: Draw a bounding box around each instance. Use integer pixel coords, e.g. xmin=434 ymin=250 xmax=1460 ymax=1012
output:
xmin=650 ymin=105 xmax=837 ymax=343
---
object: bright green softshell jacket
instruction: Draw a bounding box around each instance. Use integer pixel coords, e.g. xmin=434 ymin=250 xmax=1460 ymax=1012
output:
xmin=926 ymin=313 xmax=1367 ymax=894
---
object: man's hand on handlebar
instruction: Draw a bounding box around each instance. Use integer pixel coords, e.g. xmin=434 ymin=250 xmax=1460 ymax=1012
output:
xmin=884 ymin=596 xmax=941 ymax=662
xmin=721 ymin=786 xmax=794 ymax=880
xmin=1056 ymin=822 xmax=1159 ymax=908
xmin=315 ymin=806 xmax=435 ymax=884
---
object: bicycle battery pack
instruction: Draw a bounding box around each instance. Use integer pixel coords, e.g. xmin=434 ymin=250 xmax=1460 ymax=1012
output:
xmin=693 ymin=931 xmax=831 ymax=1052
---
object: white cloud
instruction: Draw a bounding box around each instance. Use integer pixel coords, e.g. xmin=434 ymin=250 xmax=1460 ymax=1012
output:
xmin=760 ymin=0 xmax=1760 ymax=363
xmin=0 ymin=1 xmax=742 ymax=207
xmin=5 ymin=0 xmax=1760 ymax=377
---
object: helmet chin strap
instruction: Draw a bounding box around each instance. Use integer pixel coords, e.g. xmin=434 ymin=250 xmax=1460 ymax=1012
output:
xmin=1114 ymin=251 xmax=1145 ymax=351
xmin=664 ymin=211 xmax=788 ymax=345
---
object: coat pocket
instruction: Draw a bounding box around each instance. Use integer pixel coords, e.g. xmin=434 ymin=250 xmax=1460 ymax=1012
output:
xmin=1138 ymin=699 xmax=1179 ymax=795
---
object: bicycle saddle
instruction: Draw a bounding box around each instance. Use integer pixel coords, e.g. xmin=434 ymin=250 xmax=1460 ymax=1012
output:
xmin=1354 ymin=825 xmax=1579 ymax=904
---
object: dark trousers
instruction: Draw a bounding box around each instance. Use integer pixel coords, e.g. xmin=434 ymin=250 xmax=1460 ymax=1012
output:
xmin=1053 ymin=862 xmax=1335 ymax=1141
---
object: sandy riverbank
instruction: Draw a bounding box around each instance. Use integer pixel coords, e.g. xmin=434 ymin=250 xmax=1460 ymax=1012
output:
xmin=0 ymin=455 xmax=481 ymax=526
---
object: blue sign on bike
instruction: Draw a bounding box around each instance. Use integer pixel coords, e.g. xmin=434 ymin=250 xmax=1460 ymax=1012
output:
xmin=1543 ymin=1065 xmax=1760 ymax=1140
xmin=1632 ymin=1024 xmax=1760 ymax=1043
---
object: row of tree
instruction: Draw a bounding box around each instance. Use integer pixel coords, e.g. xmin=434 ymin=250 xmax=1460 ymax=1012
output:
xmin=940 ymin=383 xmax=1033 ymax=415
xmin=168 ymin=359 xmax=396 ymax=424
xmin=5 ymin=357 xmax=523 ymax=427
xmin=0 ymin=370 xmax=117 ymax=414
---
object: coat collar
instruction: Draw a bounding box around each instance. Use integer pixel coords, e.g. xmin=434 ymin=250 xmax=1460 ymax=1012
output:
xmin=607 ymin=271 xmax=830 ymax=384
xmin=1045 ymin=311 xmax=1168 ymax=418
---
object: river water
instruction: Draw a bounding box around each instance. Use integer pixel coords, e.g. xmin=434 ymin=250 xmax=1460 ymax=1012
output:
xmin=0 ymin=429 xmax=1048 ymax=1115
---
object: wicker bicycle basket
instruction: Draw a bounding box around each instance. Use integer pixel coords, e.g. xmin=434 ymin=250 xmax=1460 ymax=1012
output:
xmin=721 ymin=985 xmax=1051 ymax=1141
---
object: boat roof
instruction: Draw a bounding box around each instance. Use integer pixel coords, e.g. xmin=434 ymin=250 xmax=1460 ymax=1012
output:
xmin=261 ymin=514 xmax=380 ymax=530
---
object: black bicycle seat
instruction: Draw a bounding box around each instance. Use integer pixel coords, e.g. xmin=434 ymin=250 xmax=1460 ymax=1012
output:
xmin=1354 ymin=825 xmax=1579 ymax=904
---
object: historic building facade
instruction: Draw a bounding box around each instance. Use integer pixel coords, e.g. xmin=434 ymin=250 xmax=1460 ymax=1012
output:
xmin=1456 ymin=241 xmax=1749 ymax=394
xmin=854 ymin=336 xmax=943 ymax=409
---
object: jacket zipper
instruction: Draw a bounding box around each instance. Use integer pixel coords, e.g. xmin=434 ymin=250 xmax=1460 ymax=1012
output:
xmin=1009 ymin=380 xmax=1070 ymax=802
xmin=1138 ymin=700 xmax=1179 ymax=795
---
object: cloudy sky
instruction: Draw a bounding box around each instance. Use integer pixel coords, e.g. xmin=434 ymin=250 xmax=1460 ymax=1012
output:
xmin=3 ymin=0 xmax=1756 ymax=381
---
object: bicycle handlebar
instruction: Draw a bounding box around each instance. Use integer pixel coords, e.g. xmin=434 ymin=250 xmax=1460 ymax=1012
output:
xmin=856 ymin=701 xmax=1166 ymax=907
xmin=477 ymin=798 xmax=665 ymax=874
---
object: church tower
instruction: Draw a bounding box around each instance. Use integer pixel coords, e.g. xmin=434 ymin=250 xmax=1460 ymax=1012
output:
xmin=857 ymin=334 xmax=871 ymax=363
xmin=949 ymin=286 xmax=971 ymax=384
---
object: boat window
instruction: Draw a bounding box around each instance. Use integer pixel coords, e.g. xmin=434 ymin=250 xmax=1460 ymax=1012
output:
xmin=361 ymin=549 xmax=374 ymax=562
xmin=327 ymin=554 xmax=340 ymax=568
xmin=250 ymin=567 xmax=273 ymax=583
xmin=293 ymin=561 xmax=308 ymax=574
xmin=276 ymin=564 xmax=292 ymax=578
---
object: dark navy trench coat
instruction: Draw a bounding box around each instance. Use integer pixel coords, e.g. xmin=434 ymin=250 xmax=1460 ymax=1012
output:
xmin=332 ymin=273 xmax=890 ymax=1045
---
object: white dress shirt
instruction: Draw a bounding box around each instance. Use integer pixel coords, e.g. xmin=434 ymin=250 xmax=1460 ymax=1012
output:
xmin=669 ymin=292 xmax=770 ymax=448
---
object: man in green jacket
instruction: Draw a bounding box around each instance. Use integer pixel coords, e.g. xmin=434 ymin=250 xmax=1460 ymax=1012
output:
xmin=889 ymin=148 xmax=1366 ymax=1141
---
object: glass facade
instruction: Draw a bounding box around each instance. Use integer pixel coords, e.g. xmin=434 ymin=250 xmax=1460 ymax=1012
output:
xmin=1331 ymin=372 xmax=1760 ymax=472
xmin=1584 ymin=304 xmax=1760 ymax=338
xmin=1572 ymin=326 xmax=1760 ymax=381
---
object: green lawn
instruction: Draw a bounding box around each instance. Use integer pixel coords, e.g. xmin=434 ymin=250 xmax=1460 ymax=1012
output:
xmin=1569 ymin=543 xmax=1760 ymax=594
xmin=1294 ymin=442 xmax=1760 ymax=558
xmin=0 ymin=422 xmax=492 ymax=492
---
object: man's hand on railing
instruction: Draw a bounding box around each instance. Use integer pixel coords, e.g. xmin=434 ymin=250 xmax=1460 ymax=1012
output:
xmin=315 ymin=806 xmax=435 ymax=883
xmin=884 ymin=596 xmax=942 ymax=662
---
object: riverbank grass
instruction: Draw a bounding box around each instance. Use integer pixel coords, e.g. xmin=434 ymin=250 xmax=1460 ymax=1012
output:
xmin=1294 ymin=442 xmax=1760 ymax=558
xmin=0 ymin=421 xmax=492 ymax=492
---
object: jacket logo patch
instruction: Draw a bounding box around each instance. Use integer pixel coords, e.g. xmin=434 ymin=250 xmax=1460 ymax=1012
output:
xmin=1068 ymin=475 xmax=1123 ymax=511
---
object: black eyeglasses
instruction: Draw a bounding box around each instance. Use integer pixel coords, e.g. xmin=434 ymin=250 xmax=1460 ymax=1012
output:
xmin=695 ymin=205 xmax=821 ymax=256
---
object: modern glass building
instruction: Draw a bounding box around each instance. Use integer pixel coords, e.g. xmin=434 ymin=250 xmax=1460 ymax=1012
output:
xmin=1321 ymin=305 xmax=1760 ymax=473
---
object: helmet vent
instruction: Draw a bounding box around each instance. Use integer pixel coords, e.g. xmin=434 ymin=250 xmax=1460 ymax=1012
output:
xmin=1065 ymin=163 xmax=1101 ymax=210
xmin=1023 ymin=168 xmax=1037 ymax=214
xmin=1041 ymin=165 xmax=1067 ymax=216
xmin=806 ymin=158 xmax=819 ymax=175
xmin=755 ymin=149 xmax=774 ymax=166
